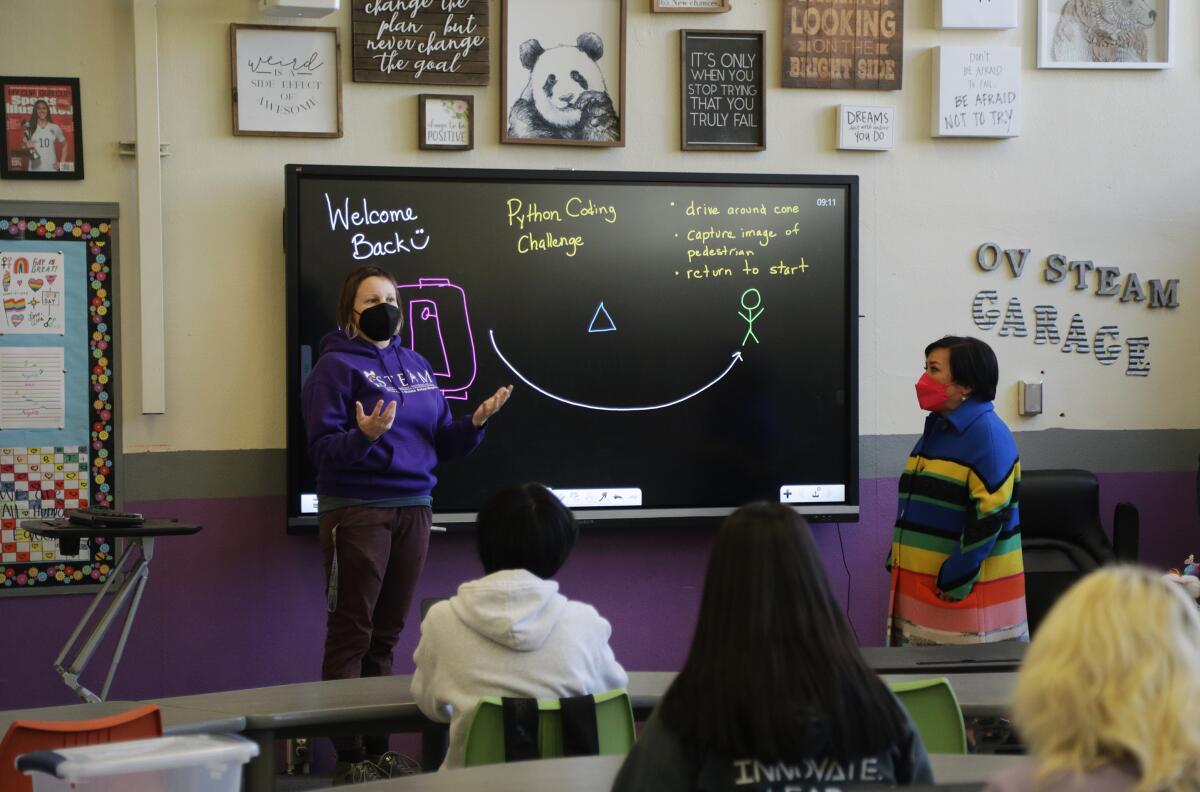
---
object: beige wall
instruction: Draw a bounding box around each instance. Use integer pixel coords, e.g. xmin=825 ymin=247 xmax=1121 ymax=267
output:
xmin=3 ymin=0 xmax=1197 ymax=454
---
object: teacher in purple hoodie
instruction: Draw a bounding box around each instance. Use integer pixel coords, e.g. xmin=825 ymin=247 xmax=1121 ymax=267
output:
xmin=301 ymin=264 xmax=512 ymax=782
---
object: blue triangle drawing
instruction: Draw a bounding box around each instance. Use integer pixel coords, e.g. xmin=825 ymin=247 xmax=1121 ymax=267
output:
xmin=588 ymin=301 xmax=617 ymax=333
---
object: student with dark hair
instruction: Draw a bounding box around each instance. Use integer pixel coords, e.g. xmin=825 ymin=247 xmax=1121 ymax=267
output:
xmin=412 ymin=483 xmax=628 ymax=769
xmin=474 ymin=481 xmax=578 ymax=578
xmin=301 ymin=265 xmax=513 ymax=783
xmin=612 ymin=502 xmax=932 ymax=791
xmin=886 ymin=335 xmax=1026 ymax=646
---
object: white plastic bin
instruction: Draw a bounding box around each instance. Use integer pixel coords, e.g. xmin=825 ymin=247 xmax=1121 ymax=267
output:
xmin=19 ymin=733 xmax=259 ymax=792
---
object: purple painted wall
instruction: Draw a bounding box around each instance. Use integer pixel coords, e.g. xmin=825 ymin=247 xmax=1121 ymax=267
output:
xmin=1 ymin=473 xmax=1193 ymax=710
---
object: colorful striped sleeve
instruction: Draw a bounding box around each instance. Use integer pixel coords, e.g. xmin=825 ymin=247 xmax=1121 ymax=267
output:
xmin=935 ymin=459 xmax=1019 ymax=600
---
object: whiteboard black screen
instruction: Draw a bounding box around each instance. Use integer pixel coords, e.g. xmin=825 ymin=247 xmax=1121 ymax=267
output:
xmin=285 ymin=166 xmax=858 ymax=527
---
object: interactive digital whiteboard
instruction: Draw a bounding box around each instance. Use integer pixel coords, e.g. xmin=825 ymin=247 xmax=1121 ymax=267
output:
xmin=285 ymin=166 xmax=858 ymax=527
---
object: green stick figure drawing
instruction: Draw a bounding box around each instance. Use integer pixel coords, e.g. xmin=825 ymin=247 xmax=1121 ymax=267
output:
xmin=739 ymin=288 xmax=763 ymax=346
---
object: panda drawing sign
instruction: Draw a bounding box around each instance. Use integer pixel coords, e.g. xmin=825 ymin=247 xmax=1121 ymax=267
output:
xmin=502 ymin=0 xmax=626 ymax=146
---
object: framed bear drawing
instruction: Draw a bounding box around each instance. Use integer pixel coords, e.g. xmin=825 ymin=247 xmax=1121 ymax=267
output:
xmin=1037 ymin=0 xmax=1174 ymax=69
xmin=501 ymin=0 xmax=627 ymax=147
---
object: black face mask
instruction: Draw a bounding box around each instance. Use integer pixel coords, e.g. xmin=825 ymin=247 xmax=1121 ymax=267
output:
xmin=357 ymin=303 xmax=401 ymax=342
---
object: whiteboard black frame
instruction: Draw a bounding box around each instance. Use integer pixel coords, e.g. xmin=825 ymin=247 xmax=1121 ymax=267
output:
xmin=284 ymin=165 xmax=859 ymax=530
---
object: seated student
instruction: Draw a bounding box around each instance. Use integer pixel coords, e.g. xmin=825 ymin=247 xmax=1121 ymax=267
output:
xmin=411 ymin=483 xmax=628 ymax=769
xmin=987 ymin=566 xmax=1200 ymax=792
xmin=612 ymin=502 xmax=932 ymax=791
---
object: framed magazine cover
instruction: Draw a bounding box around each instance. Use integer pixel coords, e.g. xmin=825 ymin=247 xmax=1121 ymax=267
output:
xmin=1 ymin=77 xmax=84 ymax=180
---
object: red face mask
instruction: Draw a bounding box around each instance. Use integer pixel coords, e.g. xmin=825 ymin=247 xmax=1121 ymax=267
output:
xmin=915 ymin=373 xmax=949 ymax=412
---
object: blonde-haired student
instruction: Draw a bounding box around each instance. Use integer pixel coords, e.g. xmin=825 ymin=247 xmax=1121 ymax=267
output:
xmin=988 ymin=566 xmax=1200 ymax=792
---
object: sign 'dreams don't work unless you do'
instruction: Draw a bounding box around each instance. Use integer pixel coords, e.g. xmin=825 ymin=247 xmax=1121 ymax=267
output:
xmin=353 ymin=0 xmax=489 ymax=85
xmin=783 ymin=0 xmax=903 ymax=90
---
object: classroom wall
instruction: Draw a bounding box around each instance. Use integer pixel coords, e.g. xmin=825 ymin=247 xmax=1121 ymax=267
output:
xmin=5 ymin=0 xmax=1197 ymax=447
xmin=2 ymin=0 xmax=1197 ymax=708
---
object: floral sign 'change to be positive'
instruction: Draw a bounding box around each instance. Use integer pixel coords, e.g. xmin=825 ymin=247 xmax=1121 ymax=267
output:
xmin=420 ymin=94 xmax=473 ymax=149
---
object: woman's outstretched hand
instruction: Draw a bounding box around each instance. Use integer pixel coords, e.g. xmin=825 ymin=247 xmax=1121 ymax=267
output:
xmin=356 ymin=399 xmax=397 ymax=441
xmin=472 ymin=385 xmax=514 ymax=428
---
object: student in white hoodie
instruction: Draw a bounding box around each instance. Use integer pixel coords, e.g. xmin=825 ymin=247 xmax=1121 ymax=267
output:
xmin=411 ymin=483 xmax=628 ymax=769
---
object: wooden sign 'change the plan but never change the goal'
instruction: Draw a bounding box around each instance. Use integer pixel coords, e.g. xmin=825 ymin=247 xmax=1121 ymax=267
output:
xmin=352 ymin=0 xmax=489 ymax=85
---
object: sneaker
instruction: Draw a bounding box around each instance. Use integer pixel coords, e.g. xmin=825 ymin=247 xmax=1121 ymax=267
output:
xmin=332 ymin=758 xmax=386 ymax=786
xmin=372 ymin=751 xmax=421 ymax=778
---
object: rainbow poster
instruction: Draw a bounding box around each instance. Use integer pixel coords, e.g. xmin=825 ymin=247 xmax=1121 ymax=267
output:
xmin=0 ymin=249 xmax=64 ymax=334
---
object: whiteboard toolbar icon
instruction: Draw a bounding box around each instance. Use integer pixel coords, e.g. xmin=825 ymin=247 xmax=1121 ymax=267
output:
xmin=779 ymin=484 xmax=846 ymax=503
xmin=550 ymin=487 xmax=643 ymax=508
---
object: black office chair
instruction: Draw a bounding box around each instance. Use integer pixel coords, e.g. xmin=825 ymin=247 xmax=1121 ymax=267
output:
xmin=1018 ymin=469 xmax=1139 ymax=634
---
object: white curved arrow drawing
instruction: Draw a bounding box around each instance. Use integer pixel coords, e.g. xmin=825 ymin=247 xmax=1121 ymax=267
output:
xmin=488 ymin=329 xmax=743 ymax=412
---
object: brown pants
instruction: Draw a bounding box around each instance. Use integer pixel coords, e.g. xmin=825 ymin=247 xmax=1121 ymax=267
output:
xmin=319 ymin=505 xmax=432 ymax=760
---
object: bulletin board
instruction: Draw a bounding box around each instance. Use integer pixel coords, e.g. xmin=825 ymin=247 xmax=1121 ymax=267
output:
xmin=0 ymin=201 xmax=118 ymax=596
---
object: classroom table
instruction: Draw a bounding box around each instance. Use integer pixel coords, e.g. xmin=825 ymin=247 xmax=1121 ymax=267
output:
xmin=146 ymin=674 xmax=678 ymax=790
xmin=860 ymin=642 xmax=1027 ymax=674
xmin=21 ymin=519 xmax=203 ymax=703
xmin=625 ymin=671 xmax=676 ymax=718
xmin=0 ymin=700 xmax=247 ymax=738
xmin=148 ymin=675 xmax=665 ymax=791
xmin=151 ymin=675 xmax=434 ymax=792
xmin=629 ymin=671 xmax=1015 ymax=720
xmin=350 ymin=752 xmax=1026 ymax=791
xmin=141 ymin=670 xmax=1016 ymax=792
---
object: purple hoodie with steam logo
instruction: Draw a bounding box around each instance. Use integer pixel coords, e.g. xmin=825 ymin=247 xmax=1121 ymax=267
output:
xmin=301 ymin=331 xmax=484 ymax=502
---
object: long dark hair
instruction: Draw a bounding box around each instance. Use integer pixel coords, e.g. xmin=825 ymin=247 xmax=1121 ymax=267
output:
xmin=659 ymin=502 xmax=908 ymax=762
xmin=24 ymin=100 xmax=52 ymax=139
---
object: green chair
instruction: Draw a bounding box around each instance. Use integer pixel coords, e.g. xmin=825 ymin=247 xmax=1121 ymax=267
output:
xmin=462 ymin=689 xmax=636 ymax=767
xmin=888 ymin=677 xmax=968 ymax=754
